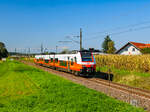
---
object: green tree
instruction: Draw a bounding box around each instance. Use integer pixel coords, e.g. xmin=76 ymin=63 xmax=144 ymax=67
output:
xmin=102 ymin=35 xmax=112 ymax=53
xmin=0 ymin=42 xmax=8 ymax=59
xmin=107 ymin=41 xmax=116 ymax=54
xmin=60 ymin=49 xmax=69 ymax=54
xmin=140 ymin=48 xmax=150 ymax=54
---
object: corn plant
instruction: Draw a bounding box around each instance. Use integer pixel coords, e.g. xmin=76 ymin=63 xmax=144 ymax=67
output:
xmin=95 ymin=55 xmax=150 ymax=73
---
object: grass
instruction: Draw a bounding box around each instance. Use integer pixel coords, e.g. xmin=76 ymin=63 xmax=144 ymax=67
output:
xmin=95 ymin=54 xmax=150 ymax=90
xmin=0 ymin=60 xmax=145 ymax=112
xmin=97 ymin=66 xmax=150 ymax=90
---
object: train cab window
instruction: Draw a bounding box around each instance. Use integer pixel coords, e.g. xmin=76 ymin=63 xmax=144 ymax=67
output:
xmin=55 ymin=58 xmax=58 ymax=63
xmin=80 ymin=52 xmax=92 ymax=62
xmin=71 ymin=58 xmax=74 ymax=65
xmin=51 ymin=58 xmax=53 ymax=62
xmin=45 ymin=59 xmax=49 ymax=63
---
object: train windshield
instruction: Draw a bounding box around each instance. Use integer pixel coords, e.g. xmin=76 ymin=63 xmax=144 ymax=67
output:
xmin=80 ymin=52 xmax=92 ymax=62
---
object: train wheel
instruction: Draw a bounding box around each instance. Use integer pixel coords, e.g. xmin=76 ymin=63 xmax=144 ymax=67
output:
xmin=75 ymin=71 xmax=79 ymax=76
xmin=71 ymin=70 xmax=74 ymax=74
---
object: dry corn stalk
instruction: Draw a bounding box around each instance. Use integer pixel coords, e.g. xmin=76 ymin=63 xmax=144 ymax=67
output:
xmin=95 ymin=55 xmax=150 ymax=73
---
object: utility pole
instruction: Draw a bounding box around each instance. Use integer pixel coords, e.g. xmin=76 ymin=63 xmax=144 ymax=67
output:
xmin=41 ymin=44 xmax=43 ymax=54
xmin=15 ymin=48 xmax=17 ymax=56
xmin=28 ymin=48 xmax=30 ymax=58
xmin=24 ymin=48 xmax=26 ymax=57
xmin=56 ymin=46 xmax=58 ymax=54
xmin=59 ymin=28 xmax=82 ymax=51
xmin=28 ymin=48 xmax=30 ymax=54
xmin=80 ymin=28 xmax=82 ymax=51
xmin=15 ymin=48 xmax=17 ymax=53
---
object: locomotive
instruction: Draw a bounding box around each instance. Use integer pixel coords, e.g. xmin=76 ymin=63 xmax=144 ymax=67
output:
xmin=34 ymin=50 xmax=96 ymax=76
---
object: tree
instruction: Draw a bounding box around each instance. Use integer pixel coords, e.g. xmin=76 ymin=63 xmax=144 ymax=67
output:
xmin=60 ymin=49 xmax=69 ymax=54
xmin=140 ymin=48 xmax=150 ymax=54
xmin=102 ymin=35 xmax=112 ymax=53
xmin=0 ymin=42 xmax=8 ymax=59
xmin=0 ymin=42 xmax=5 ymax=48
xmin=107 ymin=41 xmax=116 ymax=54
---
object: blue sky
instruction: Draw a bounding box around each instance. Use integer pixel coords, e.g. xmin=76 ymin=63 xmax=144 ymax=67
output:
xmin=0 ymin=0 xmax=150 ymax=53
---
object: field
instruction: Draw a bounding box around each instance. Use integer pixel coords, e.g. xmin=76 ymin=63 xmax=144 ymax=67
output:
xmin=95 ymin=55 xmax=150 ymax=73
xmin=95 ymin=55 xmax=150 ymax=90
xmin=0 ymin=60 xmax=145 ymax=112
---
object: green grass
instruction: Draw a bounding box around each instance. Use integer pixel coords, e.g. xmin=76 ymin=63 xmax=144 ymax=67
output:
xmin=0 ymin=60 xmax=145 ymax=112
xmin=97 ymin=66 xmax=150 ymax=90
xmin=98 ymin=66 xmax=150 ymax=77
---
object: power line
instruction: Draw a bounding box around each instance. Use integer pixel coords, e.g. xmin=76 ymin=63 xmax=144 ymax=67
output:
xmin=86 ymin=25 xmax=150 ymax=41
xmin=86 ymin=20 xmax=150 ymax=36
xmin=59 ymin=28 xmax=82 ymax=50
xmin=65 ymin=36 xmax=80 ymax=44
xmin=58 ymin=41 xmax=73 ymax=43
xmin=110 ymin=25 xmax=150 ymax=36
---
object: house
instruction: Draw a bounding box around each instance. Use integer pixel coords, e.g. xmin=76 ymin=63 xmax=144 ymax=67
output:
xmin=116 ymin=42 xmax=150 ymax=55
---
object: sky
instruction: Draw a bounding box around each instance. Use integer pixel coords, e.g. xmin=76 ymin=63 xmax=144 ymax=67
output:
xmin=0 ymin=0 xmax=150 ymax=53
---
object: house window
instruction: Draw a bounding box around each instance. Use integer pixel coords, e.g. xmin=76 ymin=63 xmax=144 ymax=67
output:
xmin=125 ymin=48 xmax=128 ymax=51
xmin=132 ymin=48 xmax=135 ymax=52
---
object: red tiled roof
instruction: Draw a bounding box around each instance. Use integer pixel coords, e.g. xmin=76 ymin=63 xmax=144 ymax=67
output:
xmin=130 ymin=42 xmax=150 ymax=49
xmin=116 ymin=42 xmax=150 ymax=54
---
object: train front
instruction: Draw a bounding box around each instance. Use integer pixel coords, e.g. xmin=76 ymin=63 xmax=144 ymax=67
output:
xmin=79 ymin=51 xmax=96 ymax=76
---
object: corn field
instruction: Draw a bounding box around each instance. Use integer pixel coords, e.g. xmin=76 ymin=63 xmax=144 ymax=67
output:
xmin=95 ymin=55 xmax=150 ymax=73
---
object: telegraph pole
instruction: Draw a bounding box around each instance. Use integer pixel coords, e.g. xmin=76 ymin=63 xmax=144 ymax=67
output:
xmin=28 ymin=48 xmax=30 ymax=58
xmin=56 ymin=46 xmax=58 ymax=54
xmin=41 ymin=44 xmax=43 ymax=54
xmin=28 ymin=48 xmax=30 ymax=54
xmin=59 ymin=28 xmax=82 ymax=51
xmin=15 ymin=48 xmax=17 ymax=54
xmin=80 ymin=28 xmax=82 ymax=51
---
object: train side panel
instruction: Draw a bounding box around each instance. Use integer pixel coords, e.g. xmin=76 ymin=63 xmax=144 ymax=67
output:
xmin=34 ymin=51 xmax=96 ymax=76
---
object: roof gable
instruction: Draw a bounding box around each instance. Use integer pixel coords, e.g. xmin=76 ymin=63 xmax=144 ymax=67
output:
xmin=116 ymin=42 xmax=150 ymax=54
xmin=129 ymin=42 xmax=150 ymax=49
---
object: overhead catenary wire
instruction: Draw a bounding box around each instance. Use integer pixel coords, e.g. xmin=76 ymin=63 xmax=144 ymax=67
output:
xmin=65 ymin=36 xmax=80 ymax=44
xmin=85 ymin=24 xmax=150 ymax=41
xmin=85 ymin=19 xmax=150 ymax=37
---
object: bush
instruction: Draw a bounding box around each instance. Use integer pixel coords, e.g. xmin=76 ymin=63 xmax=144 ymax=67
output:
xmin=0 ymin=42 xmax=8 ymax=59
xmin=140 ymin=48 xmax=150 ymax=54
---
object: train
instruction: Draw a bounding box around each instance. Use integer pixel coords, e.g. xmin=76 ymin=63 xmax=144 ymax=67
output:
xmin=34 ymin=50 xmax=96 ymax=76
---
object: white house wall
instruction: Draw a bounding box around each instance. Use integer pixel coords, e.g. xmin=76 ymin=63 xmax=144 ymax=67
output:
xmin=117 ymin=44 xmax=142 ymax=55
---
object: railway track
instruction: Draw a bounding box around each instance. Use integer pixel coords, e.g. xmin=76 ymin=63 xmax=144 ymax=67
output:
xmin=22 ymin=61 xmax=150 ymax=98
xmin=90 ymin=78 xmax=150 ymax=99
xmin=22 ymin=61 xmax=150 ymax=111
